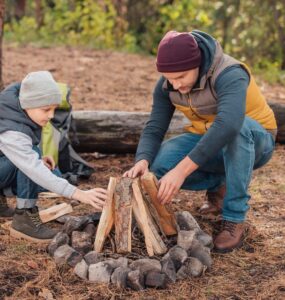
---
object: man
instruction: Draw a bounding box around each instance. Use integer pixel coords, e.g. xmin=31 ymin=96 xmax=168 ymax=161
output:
xmin=124 ymin=30 xmax=277 ymax=253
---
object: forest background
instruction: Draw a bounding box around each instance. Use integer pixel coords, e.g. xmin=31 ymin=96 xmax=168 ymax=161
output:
xmin=4 ymin=0 xmax=285 ymax=85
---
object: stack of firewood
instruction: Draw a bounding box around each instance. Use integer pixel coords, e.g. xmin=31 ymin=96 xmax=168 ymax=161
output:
xmin=94 ymin=172 xmax=177 ymax=256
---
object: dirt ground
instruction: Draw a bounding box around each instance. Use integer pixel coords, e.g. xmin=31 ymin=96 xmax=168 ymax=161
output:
xmin=0 ymin=44 xmax=285 ymax=300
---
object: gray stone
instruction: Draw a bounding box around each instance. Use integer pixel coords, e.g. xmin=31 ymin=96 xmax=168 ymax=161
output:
xmin=175 ymin=211 xmax=200 ymax=231
xmin=106 ymin=257 xmax=128 ymax=270
xmin=71 ymin=231 xmax=93 ymax=254
xmin=89 ymin=262 xmax=113 ymax=283
xmin=54 ymin=244 xmax=82 ymax=267
xmin=167 ymin=246 xmax=188 ymax=271
xmin=55 ymin=215 xmax=74 ymax=224
xmin=129 ymin=258 xmax=161 ymax=275
xmin=111 ymin=266 xmax=131 ymax=289
xmin=177 ymin=230 xmax=196 ymax=250
xmin=83 ymin=223 xmax=96 ymax=238
xmin=176 ymin=257 xmax=204 ymax=279
xmin=63 ymin=216 xmax=90 ymax=235
xmin=48 ymin=232 xmax=69 ymax=256
xmin=145 ymin=271 xmax=167 ymax=289
xmin=74 ymin=259 xmax=88 ymax=280
xmin=84 ymin=251 xmax=105 ymax=265
xmin=196 ymin=231 xmax=213 ymax=249
xmin=161 ymin=255 xmax=176 ymax=283
xmin=188 ymin=240 xmax=212 ymax=269
xmin=186 ymin=257 xmax=205 ymax=277
xmin=176 ymin=265 xmax=189 ymax=280
xmin=126 ymin=270 xmax=145 ymax=291
xmin=87 ymin=212 xmax=102 ymax=225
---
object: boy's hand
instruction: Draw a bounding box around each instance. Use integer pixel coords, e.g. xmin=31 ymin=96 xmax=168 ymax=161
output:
xmin=72 ymin=188 xmax=108 ymax=211
xmin=42 ymin=155 xmax=56 ymax=170
xmin=123 ymin=159 xmax=149 ymax=178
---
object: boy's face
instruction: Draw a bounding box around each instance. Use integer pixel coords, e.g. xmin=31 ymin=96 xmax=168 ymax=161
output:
xmin=162 ymin=67 xmax=199 ymax=94
xmin=25 ymin=104 xmax=58 ymax=127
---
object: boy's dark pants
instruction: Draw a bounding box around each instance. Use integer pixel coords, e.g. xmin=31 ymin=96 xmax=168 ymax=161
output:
xmin=0 ymin=146 xmax=61 ymax=209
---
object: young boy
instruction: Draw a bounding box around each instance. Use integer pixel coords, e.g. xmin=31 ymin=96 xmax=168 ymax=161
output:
xmin=0 ymin=71 xmax=108 ymax=241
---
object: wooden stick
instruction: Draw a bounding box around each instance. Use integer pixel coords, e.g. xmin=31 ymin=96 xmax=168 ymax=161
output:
xmin=132 ymin=179 xmax=167 ymax=255
xmin=142 ymin=198 xmax=168 ymax=255
xmin=132 ymin=179 xmax=154 ymax=256
xmin=39 ymin=203 xmax=73 ymax=223
xmin=39 ymin=192 xmax=61 ymax=199
xmin=114 ymin=178 xmax=133 ymax=254
xmin=94 ymin=177 xmax=117 ymax=253
xmin=141 ymin=172 xmax=177 ymax=236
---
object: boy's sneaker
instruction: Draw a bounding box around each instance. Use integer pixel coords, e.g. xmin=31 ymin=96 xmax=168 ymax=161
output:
xmin=0 ymin=195 xmax=14 ymax=217
xmin=11 ymin=206 xmax=57 ymax=243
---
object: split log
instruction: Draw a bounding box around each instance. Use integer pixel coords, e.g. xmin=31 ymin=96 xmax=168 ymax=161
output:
xmin=132 ymin=180 xmax=167 ymax=255
xmin=39 ymin=203 xmax=73 ymax=223
xmin=141 ymin=172 xmax=177 ymax=236
xmin=94 ymin=177 xmax=117 ymax=253
xmin=39 ymin=192 xmax=61 ymax=199
xmin=132 ymin=179 xmax=154 ymax=256
xmin=72 ymin=105 xmax=285 ymax=154
xmin=114 ymin=178 xmax=133 ymax=254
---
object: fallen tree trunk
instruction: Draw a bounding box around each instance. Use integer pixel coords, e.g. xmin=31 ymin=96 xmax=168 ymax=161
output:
xmin=269 ymin=102 xmax=285 ymax=143
xmin=72 ymin=102 xmax=285 ymax=153
xmin=72 ymin=110 xmax=188 ymax=153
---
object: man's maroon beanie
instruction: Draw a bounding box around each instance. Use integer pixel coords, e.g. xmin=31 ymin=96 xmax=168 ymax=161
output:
xmin=156 ymin=31 xmax=201 ymax=73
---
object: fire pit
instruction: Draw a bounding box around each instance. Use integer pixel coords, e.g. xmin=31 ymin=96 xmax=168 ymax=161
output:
xmin=48 ymin=173 xmax=213 ymax=290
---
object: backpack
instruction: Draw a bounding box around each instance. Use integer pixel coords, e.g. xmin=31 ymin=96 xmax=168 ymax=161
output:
xmin=40 ymin=83 xmax=94 ymax=185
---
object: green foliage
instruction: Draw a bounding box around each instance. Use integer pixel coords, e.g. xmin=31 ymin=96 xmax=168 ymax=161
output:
xmin=5 ymin=0 xmax=137 ymax=51
xmin=253 ymin=61 xmax=285 ymax=85
xmin=4 ymin=0 xmax=285 ymax=80
xmin=140 ymin=0 xmax=213 ymax=54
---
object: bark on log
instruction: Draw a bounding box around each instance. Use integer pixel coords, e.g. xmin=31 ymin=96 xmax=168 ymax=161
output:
xmin=114 ymin=178 xmax=133 ymax=254
xmin=72 ymin=104 xmax=285 ymax=154
xmin=72 ymin=110 xmax=188 ymax=153
xmin=269 ymin=102 xmax=285 ymax=143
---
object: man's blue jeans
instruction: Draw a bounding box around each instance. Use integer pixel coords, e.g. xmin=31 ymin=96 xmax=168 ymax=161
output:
xmin=0 ymin=146 xmax=61 ymax=209
xmin=150 ymin=117 xmax=275 ymax=223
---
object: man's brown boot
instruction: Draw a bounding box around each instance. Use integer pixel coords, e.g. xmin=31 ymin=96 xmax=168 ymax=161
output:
xmin=213 ymin=220 xmax=244 ymax=253
xmin=0 ymin=194 xmax=14 ymax=217
xmin=199 ymin=185 xmax=226 ymax=215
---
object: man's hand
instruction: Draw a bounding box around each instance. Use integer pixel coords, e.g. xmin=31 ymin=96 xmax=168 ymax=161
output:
xmin=157 ymin=168 xmax=186 ymax=205
xmin=42 ymin=155 xmax=56 ymax=170
xmin=157 ymin=156 xmax=199 ymax=205
xmin=123 ymin=159 xmax=149 ymax=178
xmin=72 ymin=188 xmax=108 ymax=211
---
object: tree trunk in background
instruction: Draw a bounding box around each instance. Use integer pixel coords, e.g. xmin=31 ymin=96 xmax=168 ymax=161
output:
xmin=71 ymin=104 xmax=285 ymax=154
xmin=14 ymin=0 xmax=26 ymax=21
xmin=35 ymin=0 xmax=44 ymax=29
xmin=221 ymin=0 xmax=240 ymax=49
xmin=272 ymin=1 xmax=285 ymax=70
xmin=0 ymin=0 xmax=5 ymax=91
